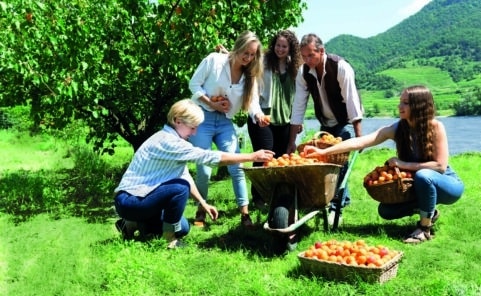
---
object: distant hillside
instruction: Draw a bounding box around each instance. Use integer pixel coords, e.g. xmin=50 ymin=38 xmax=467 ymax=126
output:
xmin=324 ymin=0 xmax=481 ymax=91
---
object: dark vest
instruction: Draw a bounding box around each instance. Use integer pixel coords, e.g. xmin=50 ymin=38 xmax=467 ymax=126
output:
xmin=302 ymin=54 xmax=348 ymax=125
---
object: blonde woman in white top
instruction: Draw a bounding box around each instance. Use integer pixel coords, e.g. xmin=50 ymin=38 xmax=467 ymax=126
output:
xmin=189 ymin=31 xmax=270 ymax=228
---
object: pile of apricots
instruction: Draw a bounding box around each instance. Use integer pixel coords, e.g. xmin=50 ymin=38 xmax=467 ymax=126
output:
xmin=317 ymin=133 xmax=342 ymax=145
xmin=364 ymin=165 xmax=413 ymax=186
xmin=263 ymin=152 xmax=326 ymax=167
xmin=262 ymin=133 xmax=345 ymax=167
xmin=300 ymin=239 xmax=400 ymax=267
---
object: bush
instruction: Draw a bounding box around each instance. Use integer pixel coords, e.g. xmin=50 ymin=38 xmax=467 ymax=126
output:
xmin=453 ymin=87 xmax=481 ymax=116
xmin=0 ymin=106 xmax=31 ymax=131
xmin=384 ymin=89 xmax=394 ymax=98
xmin=0 ymin=109 xmax=13 ymax=129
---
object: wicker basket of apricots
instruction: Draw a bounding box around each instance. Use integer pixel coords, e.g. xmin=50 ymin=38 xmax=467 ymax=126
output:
xmin=243 ymin=153 xmax=342 ymax=208
xmin=296 ymin=131 xmax=350 ymax=165
xmin=363 ymin=164 xmax=416 ymax=204
xmin=298 ymin=239 xmax=403 ymax=283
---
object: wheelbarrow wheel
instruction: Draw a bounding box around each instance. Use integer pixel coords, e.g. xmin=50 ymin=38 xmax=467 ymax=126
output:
xmin=270 ymin=206 xmax=289 ymax=229
xmin=268 ymin=189 xmax=292 ymax=229
xmin=270 ymin=206 xmax=291 ymax=252
xmin=270 ymin=206 xmax=298 ymax=251
xmin=268 ymin=182 xmax=294 ymax=228
xmin=268 ymin=183 xmax=297 ymax=252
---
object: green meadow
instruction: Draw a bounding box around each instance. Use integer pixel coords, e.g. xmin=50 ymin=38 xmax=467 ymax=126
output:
xmin=1 ymin=128 xmax=480 ymax=296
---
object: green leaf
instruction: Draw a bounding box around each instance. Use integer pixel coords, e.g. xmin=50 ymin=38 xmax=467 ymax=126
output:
xmin=71 ymin=81 xmax=79 ymax=94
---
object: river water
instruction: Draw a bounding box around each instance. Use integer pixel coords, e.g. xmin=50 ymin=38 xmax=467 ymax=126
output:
xmin=237 ymin=116 xmax=481 ymax=155
xmin=303 ymin=116 xmax=481 ymax=155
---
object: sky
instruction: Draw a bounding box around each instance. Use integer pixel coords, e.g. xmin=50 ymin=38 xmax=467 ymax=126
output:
xmin=292 ymin=0 xmax=432 ymax=42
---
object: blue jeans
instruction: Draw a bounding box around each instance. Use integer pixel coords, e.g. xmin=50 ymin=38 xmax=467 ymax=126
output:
xmin=378 ymin=166 xmax=464 ymax=220
xmin=189 ymin=109 xmax=248 ymax=207
xmin=321 ymin=124 xmax=354 ymax=212
xmin=114 ymin=178 xmax=191 ymax=238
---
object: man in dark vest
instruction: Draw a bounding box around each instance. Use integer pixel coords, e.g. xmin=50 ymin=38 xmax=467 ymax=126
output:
xmin=287 ymin=33 xmax=364 ymax=227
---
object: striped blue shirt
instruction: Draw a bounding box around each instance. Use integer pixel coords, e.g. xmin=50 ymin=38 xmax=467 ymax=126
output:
xmin=115 ymin=125 xmax=222 ymax=197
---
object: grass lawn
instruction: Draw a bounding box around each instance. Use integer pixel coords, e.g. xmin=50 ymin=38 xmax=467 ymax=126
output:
xmin=1 ymin=131 xmax=481 ymax=295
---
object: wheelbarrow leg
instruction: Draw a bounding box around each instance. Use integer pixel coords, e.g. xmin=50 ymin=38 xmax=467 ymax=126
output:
xmin=331 ymin=187 xmax=345 ymax=231
xmin=321 ymin=207 xmax=329 ymax=231
xmin=331 ymin=150 xmax=359 ymax=231
xmin=318 ymin=186 xmax=344 ymax=231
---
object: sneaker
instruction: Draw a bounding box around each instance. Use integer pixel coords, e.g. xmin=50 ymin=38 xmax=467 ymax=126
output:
xmin=163 ymin=232 xmax=186 ymax=249
xmin=241 ymin=213 xmax=254 ymax=228
xmin=167 ymin=239 xmax=187 ymax=249
xmin=194 ymin=210 xmax=206 ymax=227
xmin=115 ymin=219 xmax=138 ymax=240
xmin=327 ymin=211 xmax=342 ymax=227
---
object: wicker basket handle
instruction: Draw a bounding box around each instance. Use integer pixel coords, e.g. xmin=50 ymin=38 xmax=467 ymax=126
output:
xmin=311 ymin=131 xmax=334 ymax=147
xmin=394 ymin=166 xmax=412 ymax=193
xmin=298 ymin=131 xmax=330 ymax=149
xmin=312 ymin=131 xmax=332 ymax=140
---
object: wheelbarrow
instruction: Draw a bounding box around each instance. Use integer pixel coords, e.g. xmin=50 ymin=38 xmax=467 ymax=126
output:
xmin=243 ymin=151 xmax=359 ymax=251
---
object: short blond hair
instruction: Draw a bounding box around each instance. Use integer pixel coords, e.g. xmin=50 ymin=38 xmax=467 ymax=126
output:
xmin=167 ymin=99 xmax=204 ymax=127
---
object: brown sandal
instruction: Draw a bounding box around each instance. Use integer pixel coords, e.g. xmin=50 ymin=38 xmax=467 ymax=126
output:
xmin=194 ymin=210 xmax=206 ymax=227
xmin=430 ymin=209 xmax=440 ymax=235
xmin=403 ymin=222 xmax=433 ymax=244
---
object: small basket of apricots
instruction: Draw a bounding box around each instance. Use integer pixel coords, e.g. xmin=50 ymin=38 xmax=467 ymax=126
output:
xmin=298 ymin=239 xmax=403 ymax=283
xmin=297 ymin=131 xmax=349 ymax=165
xmin=363 ymin=164 xmax=416 ymax=204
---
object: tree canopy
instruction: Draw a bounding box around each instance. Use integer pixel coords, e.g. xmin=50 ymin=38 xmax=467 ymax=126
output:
xmin=0 ymin=0 xmax=306 ymax=153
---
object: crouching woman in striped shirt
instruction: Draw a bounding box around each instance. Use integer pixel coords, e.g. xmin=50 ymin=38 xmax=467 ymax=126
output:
xmin=114 ymin=99 xmax=274 ymax=249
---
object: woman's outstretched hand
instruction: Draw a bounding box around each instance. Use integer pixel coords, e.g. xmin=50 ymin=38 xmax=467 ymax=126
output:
xmin=202 ymin=203 xmax=219 ymax=221
xmin=252 ymin=149 xmax=275 ymax=163
xmin=303 ymin=145 xmax=323 ymax=158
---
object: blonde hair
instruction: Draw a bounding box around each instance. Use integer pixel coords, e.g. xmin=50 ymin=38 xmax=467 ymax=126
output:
xmin=228 ymin=31 xmax=263 ymax=111
xmin=167 ymin=99 xmax=204 ymax=127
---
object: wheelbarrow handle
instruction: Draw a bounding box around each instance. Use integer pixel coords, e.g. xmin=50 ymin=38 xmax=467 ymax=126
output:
xmin=263 ymin=210 xmax=320 ymax=233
